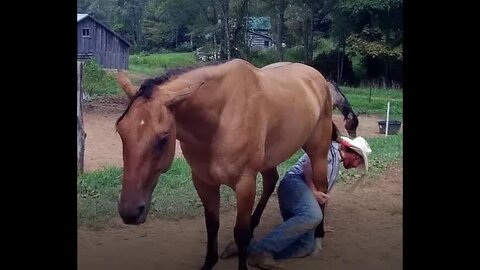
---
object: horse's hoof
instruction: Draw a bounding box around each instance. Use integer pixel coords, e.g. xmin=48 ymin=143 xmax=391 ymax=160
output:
xmin=220 ymin=241 xmax=238 ymax=259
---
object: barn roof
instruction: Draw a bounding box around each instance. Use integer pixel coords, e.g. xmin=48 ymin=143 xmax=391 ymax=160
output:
xmin=248 ymin=17 xmax=271 ymax=31
xmin=77 ymin=13 xmax=132 ymax=47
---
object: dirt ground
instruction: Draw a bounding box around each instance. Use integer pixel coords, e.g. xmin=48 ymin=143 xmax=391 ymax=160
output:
xmin=78 ymin=96 xmax=403 ymax=269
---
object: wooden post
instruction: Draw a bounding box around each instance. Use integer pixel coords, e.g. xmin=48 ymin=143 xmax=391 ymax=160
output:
xmin=77 ymin=61 xmax=87 ymax=173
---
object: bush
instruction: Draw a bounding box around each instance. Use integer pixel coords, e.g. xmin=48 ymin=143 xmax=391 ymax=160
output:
xmin=82 ymin=60 xmax=120 ymax=96
xmin=249 ymin=49 xmax=279 ymax=68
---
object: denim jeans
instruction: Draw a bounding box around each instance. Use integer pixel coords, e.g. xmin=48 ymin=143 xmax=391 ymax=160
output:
xmin=249 ymin=173 xmax=323 ymax=259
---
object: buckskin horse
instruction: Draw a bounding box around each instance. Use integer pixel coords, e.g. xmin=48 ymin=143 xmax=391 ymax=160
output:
xmin=115 ymin=59 xmax=333 ymax=270
xmin=263 ymin=62 xmax=359 ymax=137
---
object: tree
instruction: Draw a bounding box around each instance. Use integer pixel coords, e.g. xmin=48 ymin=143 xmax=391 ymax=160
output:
xmin=330 ymin=0 xmax=403 ymax=85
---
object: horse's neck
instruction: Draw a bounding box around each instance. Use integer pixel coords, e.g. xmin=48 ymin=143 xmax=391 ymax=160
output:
xmin=329 ymin=87 xmax=353 ymax=118
xmin=168 ymin=77 xmax=224 ymax=146
xmin=167 ymin=59 xmax=253 ymax=146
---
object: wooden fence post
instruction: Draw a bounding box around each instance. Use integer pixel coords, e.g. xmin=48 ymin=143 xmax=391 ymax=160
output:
xmin=77 ymin=61 xmax=87 ymax=173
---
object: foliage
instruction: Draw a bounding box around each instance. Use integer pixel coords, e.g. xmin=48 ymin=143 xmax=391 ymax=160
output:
xmin=249 ymin=50 xmax=279 ymax=67
xmin=82 ymin=60 xmax=120 ymax=96
xmin=77 ymin=0 xmax=402 ymax=86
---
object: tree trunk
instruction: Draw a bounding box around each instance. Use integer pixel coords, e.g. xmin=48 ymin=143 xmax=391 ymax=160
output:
xmin=303 ymin=19 xmax=308 ymax=63
xmin=277 ymin=0 xmax=286 ymax=61
xmin=213 ymin=34 xmax=217 ymax=60
xmin=224 ymin=11 xmax=230 ymax=60
xmin=175 ymin=26 xmax=179 ymax=47
xmin=308 ymin=7 xmax=314 ymax=64
xmin=77 ymin=62 xmax=87 ymax=173
xmin=336 ymin=48 xmax=341 ymax=82
xmin=339 ymin=45 xmax=345 ymax=84
xmin=218 ymin=0 xmax=231 ymax=60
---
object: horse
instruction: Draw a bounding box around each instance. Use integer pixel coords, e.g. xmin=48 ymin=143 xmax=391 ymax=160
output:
xmin=115 ymin=59 xmax=333 ymax=270
xmin=262 ymin=62 xmax=359 ymax=137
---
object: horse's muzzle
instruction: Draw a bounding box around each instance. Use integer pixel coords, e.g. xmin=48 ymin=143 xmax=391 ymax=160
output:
xmin=118 ymin=202 xmax=147 ymax=225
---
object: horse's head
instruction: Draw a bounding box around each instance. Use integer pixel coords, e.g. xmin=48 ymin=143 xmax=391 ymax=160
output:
xmin=114 ymin=70 xmax=202 ymax=225
xmin=344 ymin=112 xmax=359 ymax=138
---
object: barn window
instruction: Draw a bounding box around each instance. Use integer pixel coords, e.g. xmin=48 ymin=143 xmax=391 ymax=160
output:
xmin=82 ymin=28 xmax=90 ymax=37
xmin=264 ymin=40 xmax=269 ymax=47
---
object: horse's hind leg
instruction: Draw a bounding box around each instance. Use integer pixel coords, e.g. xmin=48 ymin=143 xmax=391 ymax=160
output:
xmin=250 ymin=168 xmax=279 ymax=232
xmin=192 ymin=172 xmax=220 ymax=270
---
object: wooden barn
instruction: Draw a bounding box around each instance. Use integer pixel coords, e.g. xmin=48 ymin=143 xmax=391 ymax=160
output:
xmin=247 ymin=17 xmax=274 ymax=50
xmin=77 ymin=13 xmax=131 ymax=69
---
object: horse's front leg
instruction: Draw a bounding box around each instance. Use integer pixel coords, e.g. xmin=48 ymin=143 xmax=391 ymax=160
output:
xmin=234 ymin=174 xmax=256 ymax=270
xmin=250 ymin=168 xmax=279 ymax=232
xmin=192 ymin=172 xmax=220 ymax=270
xmin=303 ymin=121 xmax=332 ymax=246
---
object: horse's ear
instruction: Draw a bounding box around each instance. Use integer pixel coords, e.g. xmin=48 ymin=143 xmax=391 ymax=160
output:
xmin=117 ymin=70 xmax=139 ymax=99
xmin=164 ymin=81 xmax=205 ymax=106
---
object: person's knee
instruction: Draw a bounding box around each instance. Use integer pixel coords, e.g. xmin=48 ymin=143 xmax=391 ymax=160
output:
xmin=300 ymin=209 xmax=323 ymax=229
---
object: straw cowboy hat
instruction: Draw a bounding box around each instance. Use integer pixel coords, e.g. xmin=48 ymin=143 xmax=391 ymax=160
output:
xmin=340 ymin=136 xmax=372 ymax=172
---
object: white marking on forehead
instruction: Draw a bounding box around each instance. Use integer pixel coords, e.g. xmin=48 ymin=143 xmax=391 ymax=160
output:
xmin=140 ymin=120 xmax=145 ymax=126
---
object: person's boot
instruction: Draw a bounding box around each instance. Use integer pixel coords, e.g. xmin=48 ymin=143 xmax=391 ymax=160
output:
xmin=220 ymin=238 xmax=258 ymax=259
xmin=247 ymin=251 xmax=284 ymax=270
xmin=310 ymin=238 xmax=323 ymax=257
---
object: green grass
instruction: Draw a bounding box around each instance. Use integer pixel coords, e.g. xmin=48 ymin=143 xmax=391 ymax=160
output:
xmin=129 ymin=52 xmax=198 ymax=75
xmin=337 ymin=134 xmax=403 ymax=183
xmin=78 ymin=134 xmax=402 ymax=229
xmin=339 ymin=86 xmax=403 ymax=119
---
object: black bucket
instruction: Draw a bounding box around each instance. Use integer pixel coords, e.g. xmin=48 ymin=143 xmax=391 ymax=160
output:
xmin=378 ymin=120 xmax=402 ymax=135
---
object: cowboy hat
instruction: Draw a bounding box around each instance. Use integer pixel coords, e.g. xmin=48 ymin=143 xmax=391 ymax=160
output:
xmin=340 ymin=136 xmax=372 ymax=172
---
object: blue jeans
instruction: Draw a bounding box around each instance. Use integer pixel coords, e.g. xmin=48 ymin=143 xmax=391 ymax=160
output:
xmin=249 ymin=173 xmax=323 ymax=259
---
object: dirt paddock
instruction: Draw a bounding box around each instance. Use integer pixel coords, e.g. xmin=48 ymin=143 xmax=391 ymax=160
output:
xmin=78 ymin=96 xmax=403 ymax=270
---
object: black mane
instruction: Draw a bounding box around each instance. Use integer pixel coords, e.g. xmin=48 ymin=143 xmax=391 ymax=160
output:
xmin=329 ymin=80 xmax=356 ymax=118
xmin=116 ymin=61 xmax=224 ymax=126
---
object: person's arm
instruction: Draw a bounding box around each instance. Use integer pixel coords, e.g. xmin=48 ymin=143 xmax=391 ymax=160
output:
xmin=302 ymin=159 xmax=329 ymax=204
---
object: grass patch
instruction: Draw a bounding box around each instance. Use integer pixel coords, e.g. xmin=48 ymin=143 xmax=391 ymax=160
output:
xmin=338 ymin=134 xmax=403 ymax=183
xmin=340 ymin=86 xmax=403 ymax=118
xmin=129 ymin=52 xmax=198 ymax=76
xmin=77 ymin=167 xmax=122 ymax=229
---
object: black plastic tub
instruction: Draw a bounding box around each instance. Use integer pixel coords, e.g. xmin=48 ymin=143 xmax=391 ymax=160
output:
xmin=378 ymin=120 xmax=402 ymax=135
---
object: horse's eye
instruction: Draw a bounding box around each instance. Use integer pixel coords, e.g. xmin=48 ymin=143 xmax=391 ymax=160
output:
xmin=155 ymin=133 xmax=169 ymax=151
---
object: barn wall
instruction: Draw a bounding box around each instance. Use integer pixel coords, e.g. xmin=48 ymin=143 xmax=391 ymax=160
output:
xmin=77 ymin=18 xmax=96 ymax=54
xmin=78 ymin=17 xmax=129 ymax=69
xmin=248 ymin=32 xmax=273 ymax=49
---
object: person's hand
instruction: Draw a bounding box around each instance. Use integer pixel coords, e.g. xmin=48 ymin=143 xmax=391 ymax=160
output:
xmin=314 ymin=190 xmax=329 ymax=205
